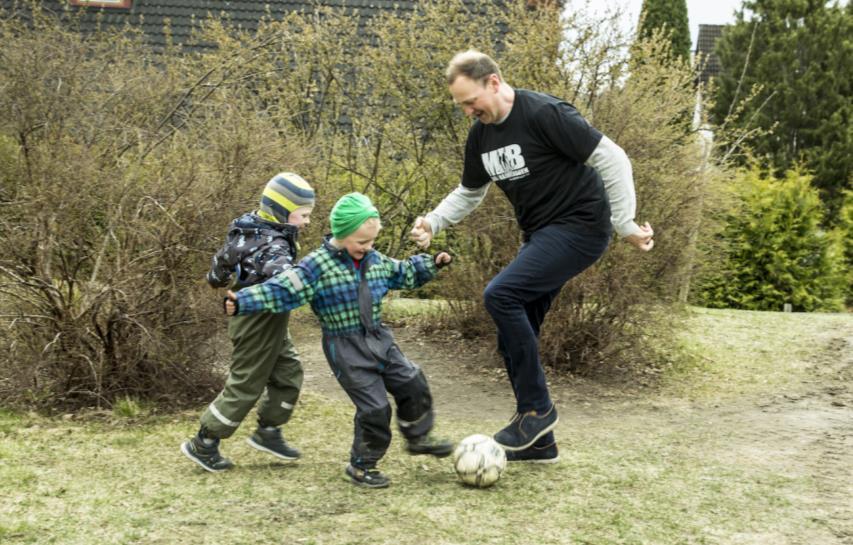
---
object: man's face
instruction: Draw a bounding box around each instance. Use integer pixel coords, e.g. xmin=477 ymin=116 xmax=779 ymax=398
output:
xmin=449 ymin=74 xmax=501 ymax=124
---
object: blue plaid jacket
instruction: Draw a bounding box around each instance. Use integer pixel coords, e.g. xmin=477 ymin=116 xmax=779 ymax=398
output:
xmin=234 ymin=238 xmax=439 ymax=336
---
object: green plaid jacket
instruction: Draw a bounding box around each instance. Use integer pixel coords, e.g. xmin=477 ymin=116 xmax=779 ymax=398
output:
xmin=234 ymin=238 xmax=439 ymax=336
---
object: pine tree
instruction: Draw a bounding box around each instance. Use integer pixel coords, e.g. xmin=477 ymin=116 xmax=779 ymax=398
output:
xmin=637 ymin=0 xmax=691 ymax=61
xmin=711 ymin=0 xmax=852 ymax=217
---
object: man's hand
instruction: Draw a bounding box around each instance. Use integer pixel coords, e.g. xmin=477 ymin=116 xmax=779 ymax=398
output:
xmin=224 ymin=290 xmax=238 ymax=316
xmin=625 ymin=222 xmax=654 ymax=252
xmin=410 ymin=216 xmax=433 ymax=249
xmin=434 ymin=252 xmax=452 ymax=268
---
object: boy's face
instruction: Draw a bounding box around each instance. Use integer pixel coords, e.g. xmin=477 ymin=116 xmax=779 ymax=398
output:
xmin=287 ymin=206 xmax=313 ymax=230
xmin=340 ymin=218 xmax=381 ymax=260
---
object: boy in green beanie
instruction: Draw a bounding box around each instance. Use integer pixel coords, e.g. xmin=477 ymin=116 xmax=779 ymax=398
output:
xmin=181 ymin=172 xmax=315 ymax=473
xmin=225 ymin=192 xmax=453 ymax=488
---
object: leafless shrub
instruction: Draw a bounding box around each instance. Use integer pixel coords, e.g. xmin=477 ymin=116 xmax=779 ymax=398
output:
xmin=0 ymin=12 xmax=315 ymax=409
xmin=0 ymin=1 xmax=732 ymax=411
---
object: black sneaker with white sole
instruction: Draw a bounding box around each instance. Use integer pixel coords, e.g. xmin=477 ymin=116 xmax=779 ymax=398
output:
xmin=505 ymin=441 xmax=560 ymax=464
xmin=493 ymin=405 xmax=559 ymax=451
xmin=247 ymin=427 xmax=301 ymax=460
xmin=345 ymin=464 xmax=390 ymax=488
xmin=180 ymin=435 xmax=234 ymax=473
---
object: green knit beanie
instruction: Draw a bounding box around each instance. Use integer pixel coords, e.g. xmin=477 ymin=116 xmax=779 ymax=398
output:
xmin=330 ymin=192 xmax=380 ymax=239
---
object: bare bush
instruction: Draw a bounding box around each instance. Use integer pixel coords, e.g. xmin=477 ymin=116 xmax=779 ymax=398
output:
xmin=0 ymin=0 xmax=729 ymax=411
xmin=327 ymin=2 xmax=723 ymax=373
xmin=0 ymin=13 xmax=315 ymax=409
xmin=341 ymin=2 xmax=722 ymax=374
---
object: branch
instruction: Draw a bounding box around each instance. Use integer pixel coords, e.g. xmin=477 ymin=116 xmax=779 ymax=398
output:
xmin=721 ymin=89 xmax=777 ymax=164
xmin=723 ymin=20 xmax=759 ymax=128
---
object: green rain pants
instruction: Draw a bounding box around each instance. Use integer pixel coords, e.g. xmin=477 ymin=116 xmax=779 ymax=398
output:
xmin=200 ymin=311 xmax=303 ymax=439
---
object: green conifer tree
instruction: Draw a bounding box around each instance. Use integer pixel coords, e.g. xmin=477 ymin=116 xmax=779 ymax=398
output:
xmin=698 ymin=166 xmax=845 ymax=311
xmin=637 ymin=0 xmax=691 ymax=61
xmin=711 ymin=0 xmax=852 ymax=217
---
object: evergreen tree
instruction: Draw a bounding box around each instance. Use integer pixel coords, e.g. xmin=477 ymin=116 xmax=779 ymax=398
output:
xmin=698 ymin=166 xmax=845 ymax=312
xmin=839 ymin=189 xmax=853 ymax=304
xmin=637 ymin=0 xmax=691 ymax=61
xmin=711 ymin=0 xmax=852 ymax=217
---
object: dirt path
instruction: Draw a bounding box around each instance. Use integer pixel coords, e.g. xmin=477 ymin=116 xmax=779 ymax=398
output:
xmin=292 ymin=319 xmax=853 ymax=543
xmin=292 ymin=318 xmax=630 ymax=418
xmin=668 ymin=332 xmax=853 ymax=542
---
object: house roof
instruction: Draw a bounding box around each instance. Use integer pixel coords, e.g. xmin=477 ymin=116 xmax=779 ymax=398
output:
xmin=694 ymin=24 xmax=726 ymax=86
xmin=0 ymin=1 xmax=501 ymax=51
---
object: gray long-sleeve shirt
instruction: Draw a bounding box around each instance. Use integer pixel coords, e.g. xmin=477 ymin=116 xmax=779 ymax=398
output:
xmin=425 ymin=135 xmax=641 ymax=239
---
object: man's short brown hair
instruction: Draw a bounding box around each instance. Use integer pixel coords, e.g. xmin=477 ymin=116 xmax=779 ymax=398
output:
xmin=445 ymin=50 xmax=503 ymax=85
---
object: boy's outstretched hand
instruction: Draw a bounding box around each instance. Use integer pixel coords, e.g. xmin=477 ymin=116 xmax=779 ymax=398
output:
xmin=223 ymin=290 xmax=238 ymax=316
xmin=434 ymin=252 xmax=452 ymax=268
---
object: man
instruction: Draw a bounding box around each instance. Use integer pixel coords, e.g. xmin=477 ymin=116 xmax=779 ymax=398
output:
xmin=410 ymin=50 xmax=654 ymax=463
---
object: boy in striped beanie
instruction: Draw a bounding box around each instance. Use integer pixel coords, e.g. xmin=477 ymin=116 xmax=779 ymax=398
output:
xmin=257 ymin=172 xmax=316 ymax=225
xmin=181 ymin=172 xmax=315 ymax=473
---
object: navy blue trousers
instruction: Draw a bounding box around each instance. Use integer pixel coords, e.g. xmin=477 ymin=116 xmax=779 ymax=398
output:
xmin=483 ymin=224 xmax=611 ymax=415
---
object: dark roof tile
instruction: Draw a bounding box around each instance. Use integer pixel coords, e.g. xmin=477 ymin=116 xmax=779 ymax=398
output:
xmin=695 ymin=24 xmax=726 ymax=85
xmin=1 ymin=0 xmax=520 ymax=51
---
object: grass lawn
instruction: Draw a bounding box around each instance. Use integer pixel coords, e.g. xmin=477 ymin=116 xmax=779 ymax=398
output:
xmin=0 ymin=402 xmax=823 ymax=545
xmin=0 ymin=307 xmax=850 ymax=544
xmin=664 ymin=307 xmax=851 ymax=399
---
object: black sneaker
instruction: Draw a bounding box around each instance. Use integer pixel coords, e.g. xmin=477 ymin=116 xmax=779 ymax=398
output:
xmin=493 ymin=405 xmax=559 ymax=451
xmin=180 ymin=435 xmax=234 ymax=473
xmin=345 ymin=464 xmax=390 ymax=488
xmin=406 ymin=434 xmax=454 ymax=458
xmin=505 ymin=441 xmax=560 ymax=464
xmin=246 ymin=427 xmax=301 ymax=461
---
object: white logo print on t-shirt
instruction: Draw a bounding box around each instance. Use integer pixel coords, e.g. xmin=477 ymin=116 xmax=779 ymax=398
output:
xmin=481 ymin=144 xmax=530 ymax=182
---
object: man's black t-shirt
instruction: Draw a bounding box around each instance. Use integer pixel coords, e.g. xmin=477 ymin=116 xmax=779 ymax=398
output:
xmin=461 ymin=89 xmax=612 ymax=237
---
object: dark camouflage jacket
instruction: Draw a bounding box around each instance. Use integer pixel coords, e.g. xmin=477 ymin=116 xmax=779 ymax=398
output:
xmin=207 ymin=212 xmax=299 ymax=290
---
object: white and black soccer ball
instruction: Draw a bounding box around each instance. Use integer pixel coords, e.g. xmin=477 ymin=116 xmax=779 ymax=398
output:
xmin=452 ymin=434 xmax=507 ymax=488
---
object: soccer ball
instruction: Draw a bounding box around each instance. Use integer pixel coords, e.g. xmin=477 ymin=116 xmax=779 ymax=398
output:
xmin=452 ymin=434 xmax=507 ymax=488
